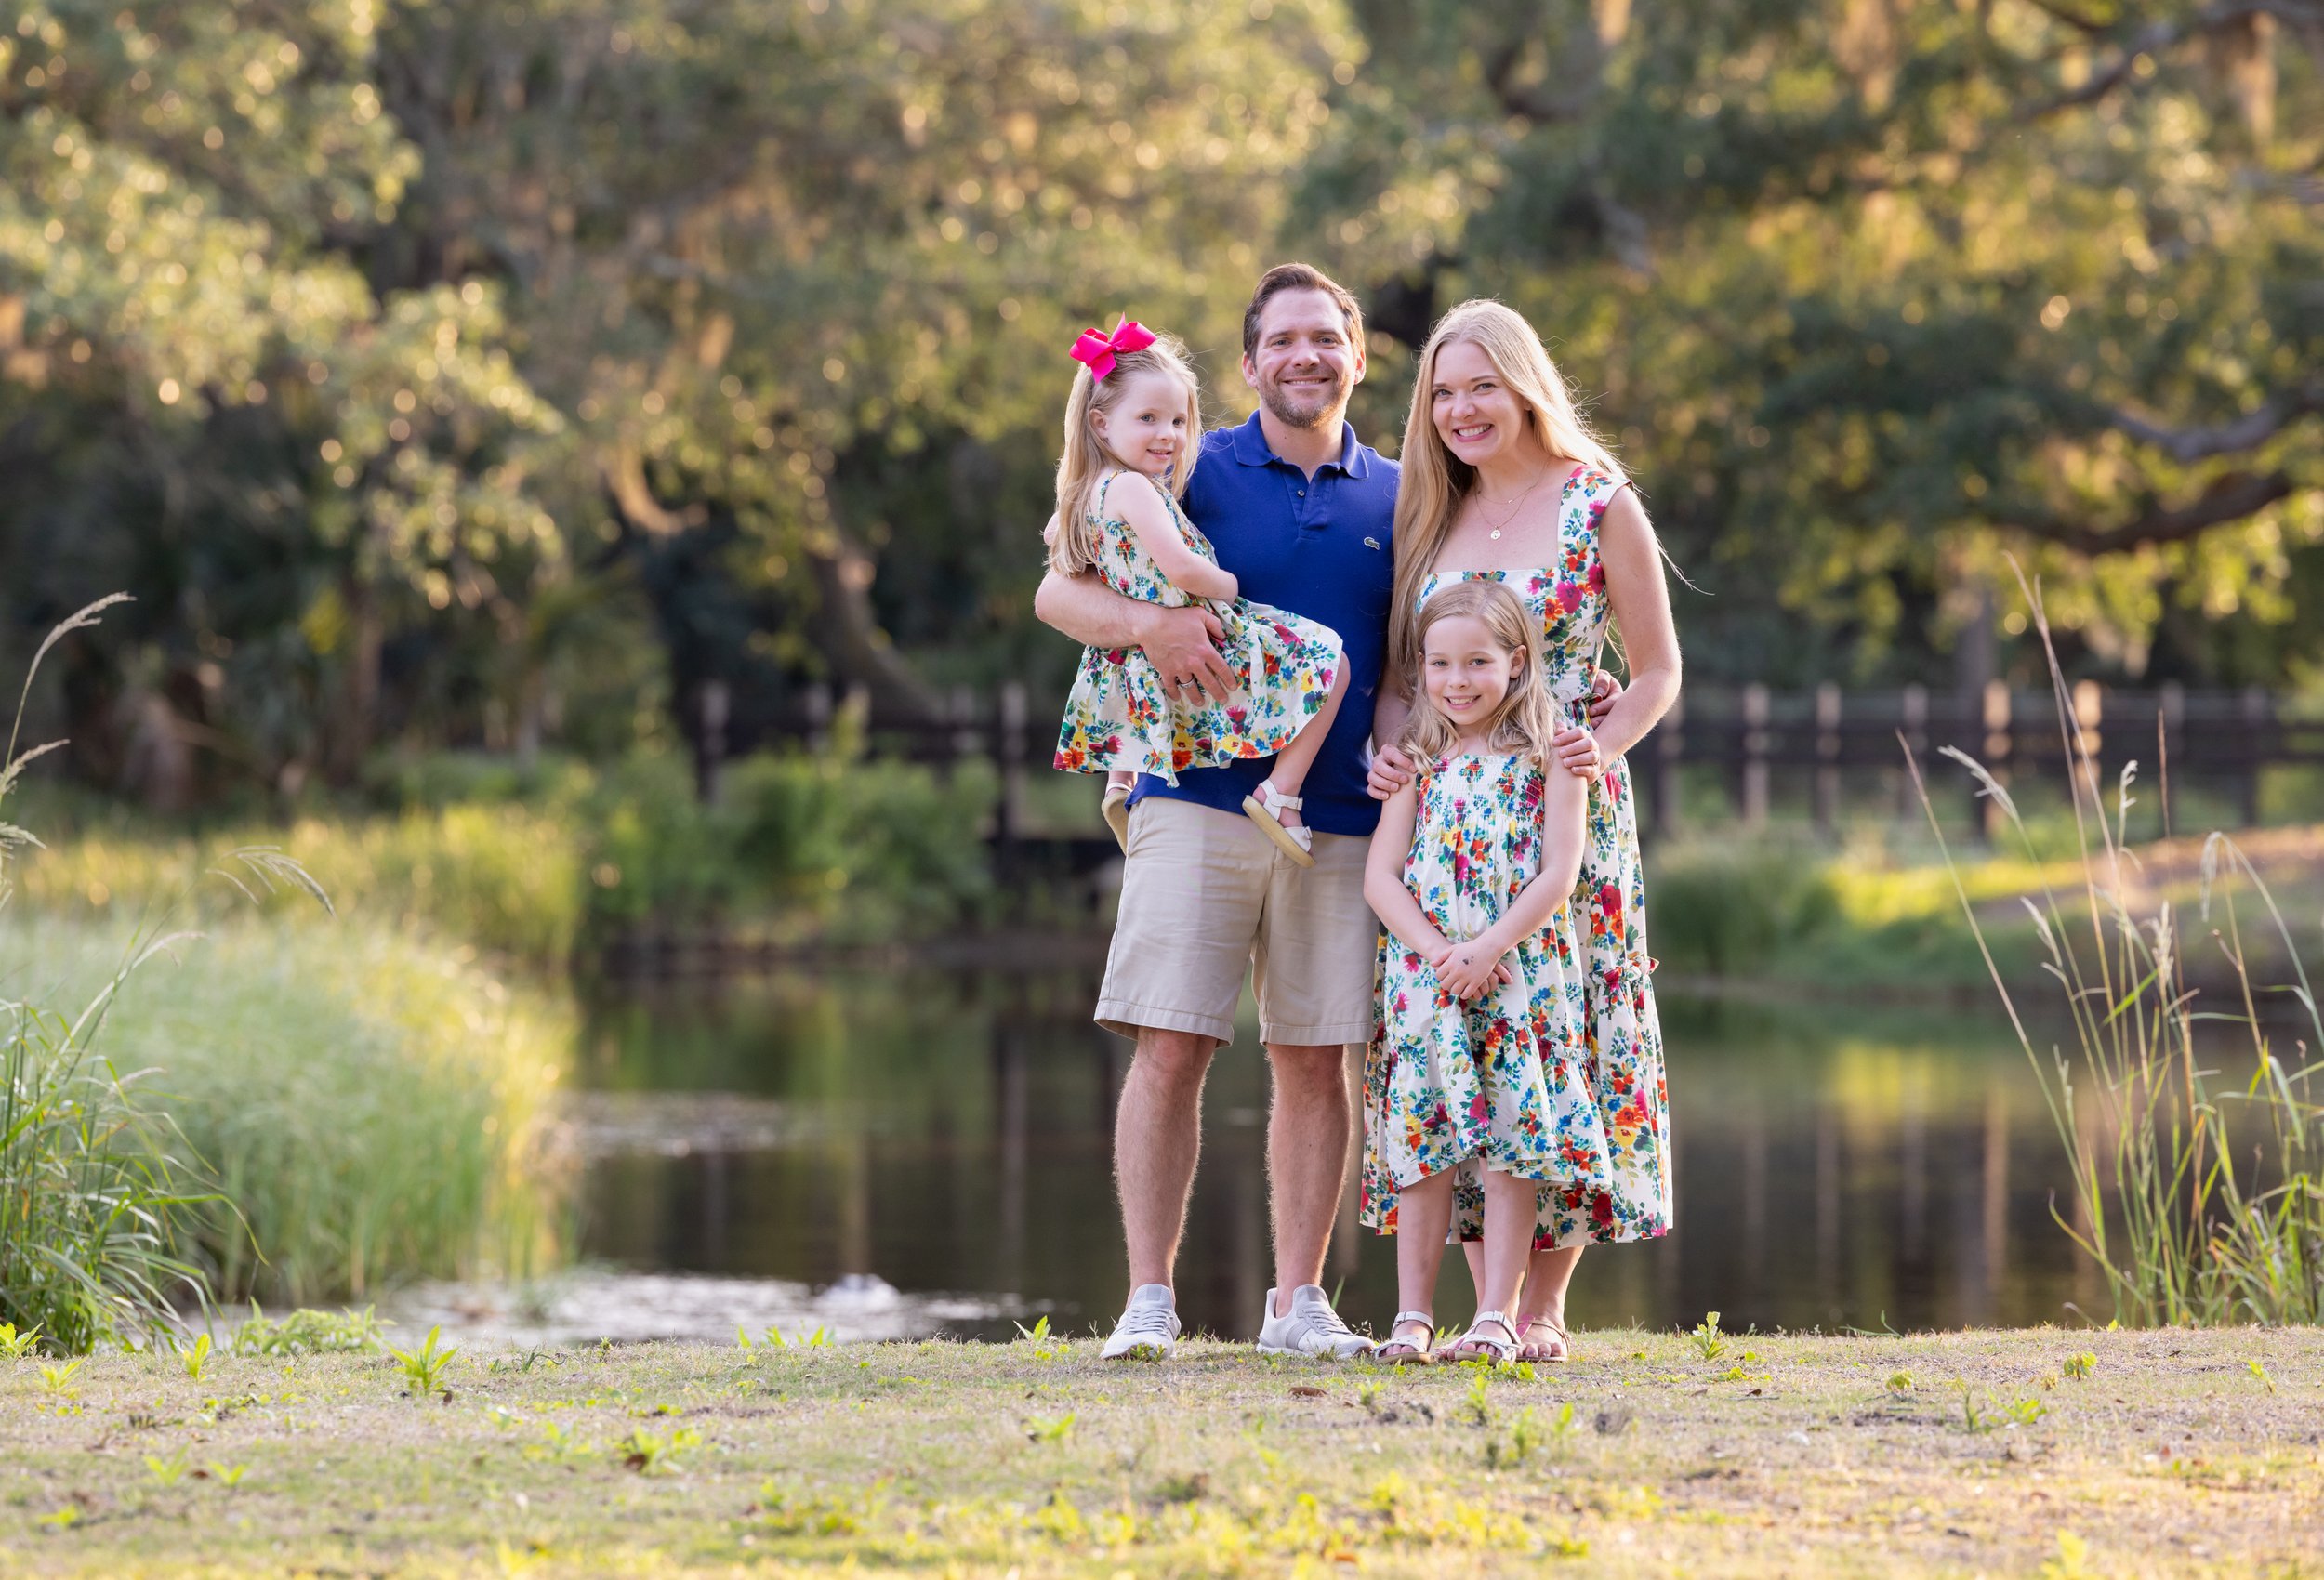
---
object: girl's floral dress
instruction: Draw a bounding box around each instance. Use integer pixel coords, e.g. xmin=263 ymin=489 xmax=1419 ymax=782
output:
xmin=1412 ymin=466 xmax=1673 ymax=1247
xmin=1360 ymin=752 xmax=1587 ymax=1230
xmin=1052 ymin=470 xmax=1342 ymax=783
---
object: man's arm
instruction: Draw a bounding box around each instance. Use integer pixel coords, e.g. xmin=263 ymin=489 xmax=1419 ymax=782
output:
xmin=1033 ymin=567 xmax=1235 ymax=700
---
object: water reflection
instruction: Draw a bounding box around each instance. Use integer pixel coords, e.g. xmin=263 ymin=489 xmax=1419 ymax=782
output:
xmin=573 ymin=970 xmax=2094 ymax=1339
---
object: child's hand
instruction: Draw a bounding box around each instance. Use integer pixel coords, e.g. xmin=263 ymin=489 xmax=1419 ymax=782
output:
xmin=1432 ymin=941 xmax=1507 ymax=1002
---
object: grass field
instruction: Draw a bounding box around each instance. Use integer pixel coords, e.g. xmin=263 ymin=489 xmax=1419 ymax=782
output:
xmin=3 ymin=1325 xmax=2318 ymax=1577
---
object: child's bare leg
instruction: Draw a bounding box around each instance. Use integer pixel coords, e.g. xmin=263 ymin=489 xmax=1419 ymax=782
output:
xmin=1477 ymin=1171 xmax=1537 ymax=1322
xmin=1256 ymin=656 xmax=1350 ymax=833
xmin=1393 ymin=1171 xmax=1455 ymax=1326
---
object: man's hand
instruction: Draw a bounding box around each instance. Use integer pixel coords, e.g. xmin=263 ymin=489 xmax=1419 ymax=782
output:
xmin=1588 ymin=669 xmax=1622 ymax=724
xmin=1367 ymin=743 xmax=1415 ymax=802
xmin=1146 ymin=604 xmax=1235 ymax=704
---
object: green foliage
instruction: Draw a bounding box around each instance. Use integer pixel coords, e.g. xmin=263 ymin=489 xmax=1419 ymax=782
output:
xmin=388 ymin=1324 xmax=458 ymax=1395
xmin=1911 ymin=573 xmax=2324 ymax=1325
xmin=16 ymin=916 xmax=573 ymax=1307
xmin=2060 ymin=1353 xmax=2095 ymax=1382
xmin=614 ymin=1425 xmax=701 ymax=1475
xmin=231 ymin=1303 xmax=387 ymax=1357
xmin=1 ymin=601 xmax=215 ymax=1355
xmin=1687 ymin=1311 xmax=1727 ymax=1362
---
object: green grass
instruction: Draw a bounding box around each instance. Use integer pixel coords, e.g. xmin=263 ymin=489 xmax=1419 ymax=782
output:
xmin=11 ymin=744 xmax=998 ymax=965
xmin=1 ymin=1327 xmax=2318 ymax=1576
xmin=2 ymin=916 xmax=574 ymax=1309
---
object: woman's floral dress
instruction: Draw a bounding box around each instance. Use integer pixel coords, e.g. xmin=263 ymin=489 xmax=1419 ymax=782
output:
xmin=1360 ymin=752 xmax=1588 ymax=1229
xmin=1412 ymin=466 xmax=1672 ymax=1247
xmin=1053 ymin=470 xmax=1342 ymax=783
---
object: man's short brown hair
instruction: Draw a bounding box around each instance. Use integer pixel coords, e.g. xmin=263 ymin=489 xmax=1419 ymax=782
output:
xmin=1241 ymin=262 xmax=1365 ymax=361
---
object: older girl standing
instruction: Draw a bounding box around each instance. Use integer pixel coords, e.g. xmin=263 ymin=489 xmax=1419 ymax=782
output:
xmin=1367 ymin=299 xmax=1682 ymax=1363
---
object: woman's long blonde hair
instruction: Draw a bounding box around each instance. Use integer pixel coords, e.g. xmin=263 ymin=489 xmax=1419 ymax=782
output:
xmin=1395 ymin=579 xmax=1564 ymax=769
xmin=1049 ymin=334 xmax=1203 ymax=576
xmin=1387 ymin=299 xmax=1626 ymax=688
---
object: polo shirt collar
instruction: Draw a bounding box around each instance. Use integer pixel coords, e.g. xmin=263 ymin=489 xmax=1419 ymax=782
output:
xmin=1228 ymin=410 xmax=1370 ymax=479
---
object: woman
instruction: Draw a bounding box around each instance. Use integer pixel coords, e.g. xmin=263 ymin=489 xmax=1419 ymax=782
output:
xmin=1367 ymin=298 xmax=1680 ymax=1363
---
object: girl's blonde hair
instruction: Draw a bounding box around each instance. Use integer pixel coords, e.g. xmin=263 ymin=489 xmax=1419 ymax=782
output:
xmin=1395 ymin=579 xmax=1564 ymax=769
xmin=1388 ymin=299 xmax=1626 ymax=688
xmin=1049 ymin=333 xmax=1204 ymax=576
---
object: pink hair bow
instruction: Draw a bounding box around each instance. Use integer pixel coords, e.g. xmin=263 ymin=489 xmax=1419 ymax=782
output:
xmin=1068 ymin=316 xmax=1156 ymax=381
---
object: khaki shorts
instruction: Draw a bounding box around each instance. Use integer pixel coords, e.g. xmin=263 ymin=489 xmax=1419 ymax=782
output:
xmin=1096 ymin=797 xmax=1378 ymax=1048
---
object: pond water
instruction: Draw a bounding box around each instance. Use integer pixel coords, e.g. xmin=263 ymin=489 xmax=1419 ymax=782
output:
xmin=545 ymin=966 xmax=2106 ymax=1344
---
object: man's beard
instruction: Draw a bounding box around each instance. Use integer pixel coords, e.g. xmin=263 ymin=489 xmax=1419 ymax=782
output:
xmin=1257 ymin=369 xmax=1344 ymax=429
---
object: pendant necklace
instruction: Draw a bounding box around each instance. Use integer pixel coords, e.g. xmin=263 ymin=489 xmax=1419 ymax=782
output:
xmin=1475 ymin=465 xmax=1551 ymax=541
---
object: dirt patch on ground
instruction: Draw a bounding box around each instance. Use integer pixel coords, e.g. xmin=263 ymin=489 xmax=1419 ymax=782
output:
xmin=2 ymin=1325 xmax=2318 ymax=1577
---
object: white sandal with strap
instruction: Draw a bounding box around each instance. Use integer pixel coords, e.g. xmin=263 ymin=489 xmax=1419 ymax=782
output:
xmin=1449 ymin=1310 xmax=1520 ymax=1364
xmin=1373 ymin=1310 xmax=1436 ymax=1366
xmin=1241 ymin=780 xmax=1316 ymax=868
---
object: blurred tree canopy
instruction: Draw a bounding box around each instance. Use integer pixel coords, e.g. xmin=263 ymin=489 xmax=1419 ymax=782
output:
xmin=1 ymin=0 xmax=2317 ymax=802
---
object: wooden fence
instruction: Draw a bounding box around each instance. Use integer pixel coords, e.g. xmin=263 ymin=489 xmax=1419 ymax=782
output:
xmin=698 ymin=678 xmax=2323 ymax=844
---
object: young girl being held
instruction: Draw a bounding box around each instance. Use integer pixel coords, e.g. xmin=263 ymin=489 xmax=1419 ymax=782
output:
xmin=1049 ymin=318 xmax=1348 ymax=863
xmin=1359 ymin=579 xmax=1590 ymax=1364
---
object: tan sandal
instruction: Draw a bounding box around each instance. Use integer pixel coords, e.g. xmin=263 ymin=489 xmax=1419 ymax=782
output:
xmin=1518 ymin=1313 xmax=1571 ymax=1364
xmin=1101 ymin=783 xmax=1132 ymax=852
xmin=1373 ymin=1310 xmax=1436 ymax=1365
xmin=1448 ymin=1310 xmax=1520 ymax=1364
xmin=1240 ymin=780 xmax=1315 ymax=868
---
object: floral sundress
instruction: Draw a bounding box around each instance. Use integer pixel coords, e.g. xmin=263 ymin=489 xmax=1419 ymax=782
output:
xmin=1416 ymin=465 xmax=1673 ymax=1248
xmin=1052 ymin=470 xmax=1343 ymax=783
xmin=1360 ymin=752 xmax=1591 ymax=1231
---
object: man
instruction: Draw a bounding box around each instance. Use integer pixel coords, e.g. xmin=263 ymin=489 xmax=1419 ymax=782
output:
xmin=1034 ymin=263 xmax=1391 ymax=1359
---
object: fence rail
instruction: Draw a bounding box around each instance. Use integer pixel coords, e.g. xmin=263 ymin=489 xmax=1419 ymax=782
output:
xmin=702 ymin=678 xmax=2324 ymax=839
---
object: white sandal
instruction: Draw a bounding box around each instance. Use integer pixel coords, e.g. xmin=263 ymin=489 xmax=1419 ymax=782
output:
xmin=1374 ymin=1310 xmax=1435 ymax=1366
xmin=1240 ymin=780 xmax=1315 ymax=868
xmin=1449 ymin=1310 xmax=1520 ymax=1364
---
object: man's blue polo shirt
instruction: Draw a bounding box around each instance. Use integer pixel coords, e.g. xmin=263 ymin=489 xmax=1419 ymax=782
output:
xmin=1129 ymin=410 xmax=1398 ymax=837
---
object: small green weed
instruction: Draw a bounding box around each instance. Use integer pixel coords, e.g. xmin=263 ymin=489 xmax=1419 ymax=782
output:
xmin=1355 ymin=1379 xmax=1384 ymax=1415
xmin=2248 ymin=1359 xmax=2277 ymax=1394
xmin=1687 ymin=1310 xmax=1726 ymax=1362
xmin=35 ymin=1505 xmax=81 ymax=1531
xmin=387 ymin=1324 xmax=459 ymax=1395
xmin=2039 ymin=1530 xmax=2096 ymax=1580
xmin=39 ymin=1358 xmax=82 ymax=1397
xmin=173 ymin=1332 xmax=213 ymax=1383
xmin=1886 ymin=1370 xmax=1914 ymax=1394
xmin=1485 ymin=1405 xmax=1540 ymax=1468
xmin=614 ymin=1425 xmax=701 ymax=1474
xmin=0 ymin=1323 xmax=44 ymax=1359
xmin=1013 ymin=1314 xmax=1066 ymax=1360
xmin=1462 ymin=1368 xmax=1493 ymax=1425
xmin=207 ymin=1462 xmax=249 ymax=1488
xmin=1024 ymin=1412 xmax=1076 ymax=1443
xmin=144 ymin=1450 xmax=191 ymax=1487
xmin=2061 ymin=1352 xmax=2096 ymax=1381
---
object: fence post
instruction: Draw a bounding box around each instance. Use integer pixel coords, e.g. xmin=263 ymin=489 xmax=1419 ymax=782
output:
xmin=1741 ymin=683 xmax=1770 ymax=826
xmin=693 ymin=678 xmax=729 ymax=806
xmin=1649 ymin=691 xmax=1683 ymax=839
xmin=2241 ymin=685 xmax=2270 ymax=826
xmin=997 ymin=680 xmax=1028 ymax=859
xmin=2071 ymin=678 xmax=2104 ymax=816
xmin=1813 ymin=682 xmax=1842 ymax=836
xmin=1897 ymin=684 xmax=1928 ymax=819
xmin=1980 ymin=680 xmax=2013 ymax=843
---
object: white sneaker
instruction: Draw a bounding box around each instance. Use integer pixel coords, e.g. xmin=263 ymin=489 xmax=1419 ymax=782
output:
xmin=1255 ymin=1284 xmax=1375 ymax=1358
xmin=1100 ymin=1284 xmax=1182 ymax=1361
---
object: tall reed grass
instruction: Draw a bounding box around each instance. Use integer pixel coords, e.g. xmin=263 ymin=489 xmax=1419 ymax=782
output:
xmin=12 ymin=918 xmax=574 ymax=1304
xmin=2 ymin=597 xmax=211 ymax=1350
xmin=1907 ymin=567 xmax=2322 ymax=1326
